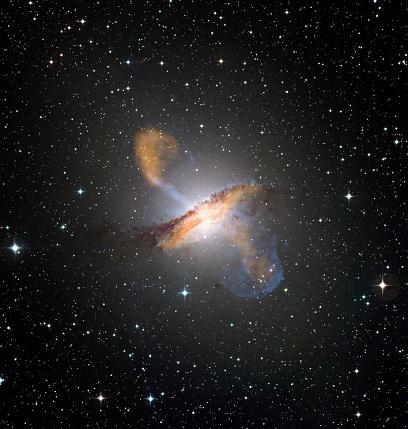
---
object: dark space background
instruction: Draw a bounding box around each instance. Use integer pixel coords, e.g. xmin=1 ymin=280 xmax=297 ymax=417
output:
xmin=1 ymin=1 xmax=407 ymax=427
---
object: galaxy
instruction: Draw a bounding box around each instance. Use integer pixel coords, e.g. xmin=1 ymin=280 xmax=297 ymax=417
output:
xmin=1 ymin=1 xmax=407 ymax=427
xmin=133 ymin=128 xmax=282 ymax=298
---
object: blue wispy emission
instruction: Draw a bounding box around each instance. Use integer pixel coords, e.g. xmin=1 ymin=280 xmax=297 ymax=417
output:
xmin=160 ymin=182 xmax=190 ymax=207
xmin=223 ymin=235 xmax=283 ymax=299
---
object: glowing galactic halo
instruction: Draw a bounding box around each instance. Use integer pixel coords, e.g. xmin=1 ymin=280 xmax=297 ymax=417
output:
xmin=133 ymin=128 xmax=283 ymax=298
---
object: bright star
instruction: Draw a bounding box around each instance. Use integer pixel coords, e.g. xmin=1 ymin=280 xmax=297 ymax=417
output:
xmin=356 ymin=411 xmax=362 ymax=418
xmin=10 ymin=243 xmax=20 ymax=254
xmin=146 ymin=393 xmax=155 ymax=404
xmin=80 ymin=19 xmax=86 ymax=24
xmin=0 ymin=377 xmax=4 ymax=385
xmin=180 ymin=289 xmax=189 ymax=297
xmin=77 ymin=188 xmax=84 ymax=195
xmin=125 ymin=60 xmax=131 ymax=65
xmin=97 ymin=394 xmax=105 ymax=402
xmin=378 ymin=278 xmax=387 ymax=289
xmin=345 ymin=192 xmax=353 ymax=201
xmin=218 ymin=58 xmax=224 ymax=64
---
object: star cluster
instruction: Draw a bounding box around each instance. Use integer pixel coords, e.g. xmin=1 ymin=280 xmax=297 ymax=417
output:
xmin=1 ymin=1 xmax=407 ymax=427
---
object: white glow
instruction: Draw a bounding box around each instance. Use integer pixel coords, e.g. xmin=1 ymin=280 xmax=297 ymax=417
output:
xmin=10 ymin=243 xmax=20 ymax=253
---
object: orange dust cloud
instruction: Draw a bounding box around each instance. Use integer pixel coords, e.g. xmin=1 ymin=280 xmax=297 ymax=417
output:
xmin=134 ymin=128 xmax=179 ymax=186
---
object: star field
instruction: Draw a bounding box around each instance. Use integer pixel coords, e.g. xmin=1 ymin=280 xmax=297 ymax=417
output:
xmin=1 ymin=1 xmax=407 ymax=427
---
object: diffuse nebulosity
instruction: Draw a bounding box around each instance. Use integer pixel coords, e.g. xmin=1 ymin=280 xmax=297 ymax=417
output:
xmin=133 ymin=128 xmax=283 ymax=298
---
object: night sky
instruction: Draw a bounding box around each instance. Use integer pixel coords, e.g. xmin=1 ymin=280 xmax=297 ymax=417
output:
xmin=1 ymin=1 xmax=407 ymax=427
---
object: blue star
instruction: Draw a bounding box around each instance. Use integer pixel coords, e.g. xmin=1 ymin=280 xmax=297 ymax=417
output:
xmin=10 ymin=243 xmax=20 ymax=254
xmin=146 ymin=393 xmax=155 ymax=404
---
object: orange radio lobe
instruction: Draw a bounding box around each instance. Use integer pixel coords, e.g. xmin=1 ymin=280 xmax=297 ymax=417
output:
xmin=227 ymin=219 xmax=274 ymax=284
xmin=134 ymin=128 xmax=179 ymax=186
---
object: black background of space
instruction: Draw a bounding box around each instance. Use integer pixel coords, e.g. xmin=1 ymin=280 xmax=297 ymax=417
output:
xmin=1 ymin=1 xmax=407 ymax=427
